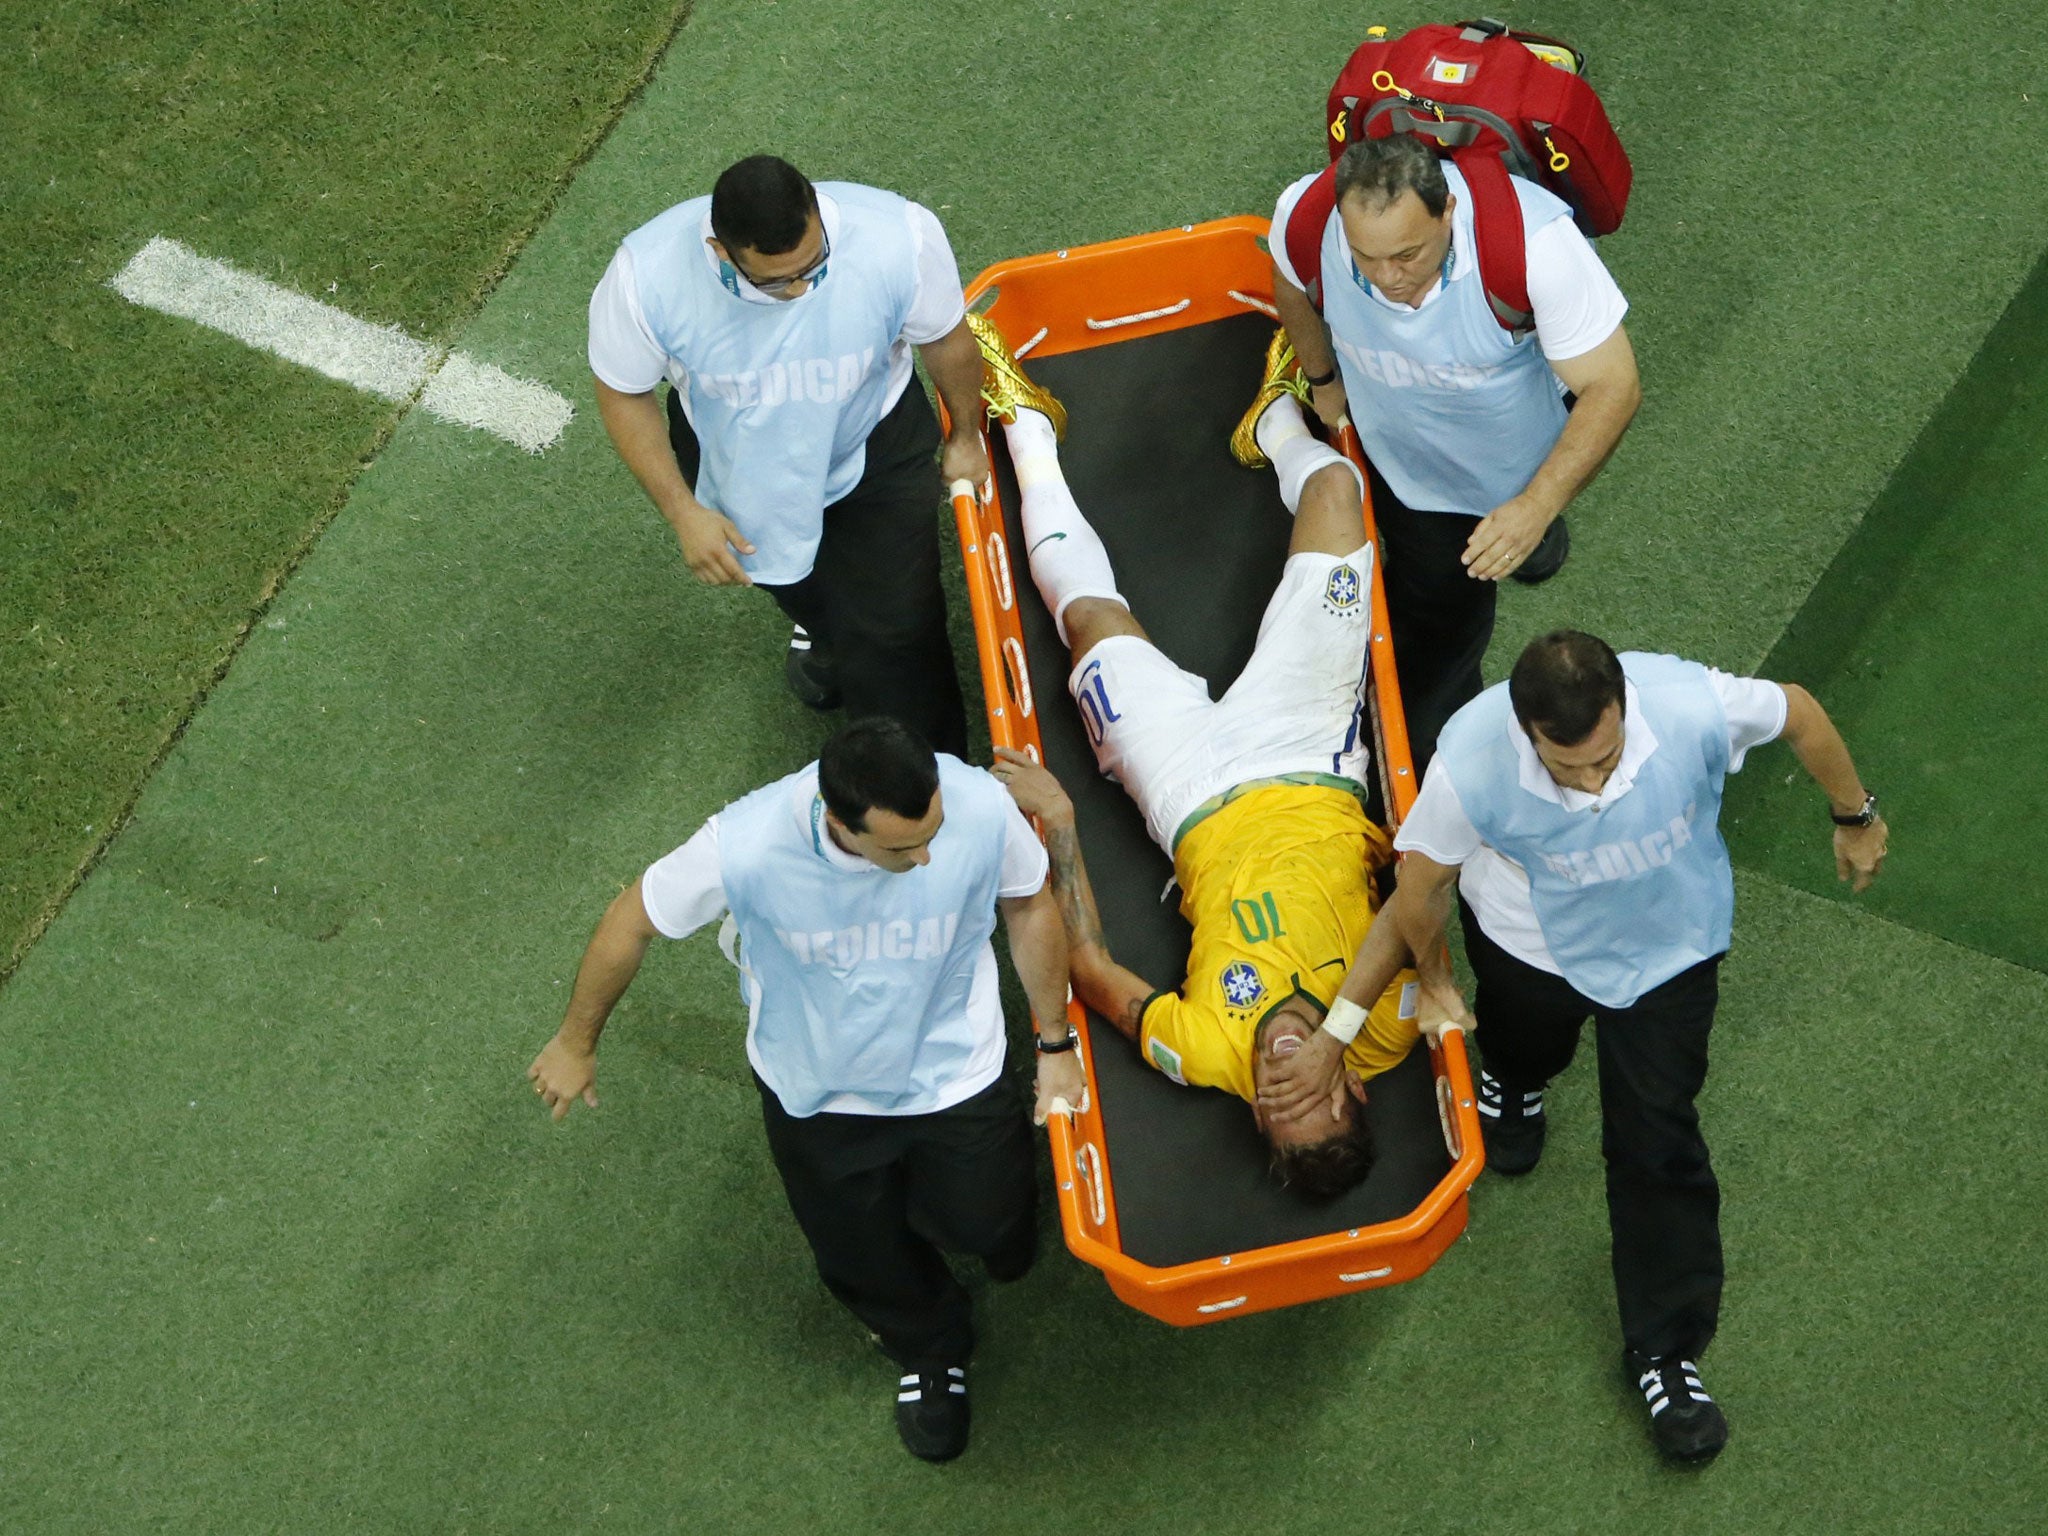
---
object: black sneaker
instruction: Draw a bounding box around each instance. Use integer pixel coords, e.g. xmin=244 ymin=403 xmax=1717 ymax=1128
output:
xmin=895 ymin=1365 xmax=970 ymax=1462
xmin=1510 ymin=516 xmax=1570 ymax=585
xmin=784 ymin=625 xmax=841 ymax=711
xmin=1477 ymin=1069 xmax=1546 ymax=1176
xmin=1628 ymin=1353 xmax=1729 ymax=1462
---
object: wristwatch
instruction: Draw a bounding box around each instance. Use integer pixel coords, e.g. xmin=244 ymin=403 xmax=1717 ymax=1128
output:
xmin=1035 ymin=1028 xmax=1079 ymax=1055
xmin=1831 ymin=791 xmax=1880 ymax=829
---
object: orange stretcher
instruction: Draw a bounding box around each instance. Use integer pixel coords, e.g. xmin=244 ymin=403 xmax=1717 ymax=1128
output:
xmin=946 ymin=219 xmax=1484 ymax=1326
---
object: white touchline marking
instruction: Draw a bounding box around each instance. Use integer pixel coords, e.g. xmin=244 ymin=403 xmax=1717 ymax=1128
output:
xmin=420 ymin=353 xmax=574 ymax=456
xmin=110 ymin=236 xmax=573 ymax=454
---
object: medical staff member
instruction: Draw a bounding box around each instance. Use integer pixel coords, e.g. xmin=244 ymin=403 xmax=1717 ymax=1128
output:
xmin=589 ymin=155 xmax=988 ymax=754
xmin=528 ymin=717 xmax=1081 ymax=1462
xmin=1269 ymin=134 xmax=1641 ymax=767
xmin=1267 ymin=630 xmax=1889 ymax=1462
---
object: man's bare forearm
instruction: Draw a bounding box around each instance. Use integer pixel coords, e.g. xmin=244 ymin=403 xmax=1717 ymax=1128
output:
xmin=1272 ymin=266 xmax=1338 ymax=379
xmin=1042 ymin=819 xmax=1110 ymax=955
xmin=1000 ymin=890 xmax=1073 ymax=1041
xmin=594 ymin=377 xmax=701 ymax=529
xmin=918 ymin=320 xmax=987 ymax=445
xmin=1041 ymin=817 xmax=1158 ymax=1040
xmin=1522 ymin=329 xmax=1642 ymax=519
xmin=1520 ymin=380 xmax=1637 ymax=519
xmin=1336 ymin=861 xmax=1456 ymax=1009
xmin=1779 ymin=683 xmax=1870 ymax=814
xmin=556 ymin=886 xmax=658 ymax=1051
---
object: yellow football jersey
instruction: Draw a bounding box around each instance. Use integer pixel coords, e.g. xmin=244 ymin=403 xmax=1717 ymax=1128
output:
xmin=1138 ymin=782 xmax=1419 ymax=1101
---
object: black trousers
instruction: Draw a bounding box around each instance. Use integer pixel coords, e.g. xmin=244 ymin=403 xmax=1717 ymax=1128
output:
xmin=754 ymin=1070 xmax=1038 ymax=1371
xmin=667 ymin=383 xmax=969 ymax=756
xmin=1459 ymin=898 xmax=1725 ymax=1361
xmin=1365 ymin=459 xmax=1494 ymax=776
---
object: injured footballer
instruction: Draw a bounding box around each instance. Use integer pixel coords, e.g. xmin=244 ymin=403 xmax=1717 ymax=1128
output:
xmin=975 ymin=320 xmax=1465 ymax=1198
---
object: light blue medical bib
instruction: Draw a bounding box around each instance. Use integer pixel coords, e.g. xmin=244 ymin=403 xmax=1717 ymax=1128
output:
xmin=1437 ymin=653 xmax=1737 ymax=1008
xmin=624 ymin=182 xmax=919 ymax=584
xmin=1320 ymin=163 xmax=1572 ymax=517
xmin=721 ymin=755 xmax=1012 ymax=1116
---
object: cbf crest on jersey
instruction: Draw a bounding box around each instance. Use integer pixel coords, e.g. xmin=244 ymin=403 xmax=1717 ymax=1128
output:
xmin=1322 ymin=563 xmax=1362 ymax=615
xmin=1220 ymin=960 xmax=1266 ymax=1012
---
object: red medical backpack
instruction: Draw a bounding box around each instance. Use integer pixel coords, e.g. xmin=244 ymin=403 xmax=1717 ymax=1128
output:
xmin=1281 ymin=18 xmax=1631 ymax=333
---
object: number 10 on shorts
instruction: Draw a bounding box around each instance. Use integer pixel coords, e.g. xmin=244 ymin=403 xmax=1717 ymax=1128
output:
xmin=1075 ymin=660 xmax=1121 ymax=747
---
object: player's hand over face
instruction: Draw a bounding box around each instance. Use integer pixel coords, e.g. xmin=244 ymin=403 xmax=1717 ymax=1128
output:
xmin=1256 ymin=1026 xmax=1346 ymax=1123
xmin=1309 ymin=378 xmax=1350 ymax=433
xmin=1032 ymin=1048 xmax=1089 ymax=1127
xmin=1463 ymin=494 xmax=1552 ymax=581
xmin=990 ymin=747 xmax=1073 ymax=828
xmin=674 ymin=501 xmax=756 ymax=586
xmin=1835 ymin=815 xmax=1889 ymax=893
xmin=528 ymin=1034 xmax=599 ymax=1121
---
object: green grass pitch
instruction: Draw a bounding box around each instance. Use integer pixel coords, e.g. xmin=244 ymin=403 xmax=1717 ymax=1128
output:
xmin=3 ymin=2 xmax=2046 ymax=1531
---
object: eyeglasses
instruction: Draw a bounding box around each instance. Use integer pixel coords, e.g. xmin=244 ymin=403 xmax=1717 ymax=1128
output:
xmin=734 ymin=226 xmax=831 ymax=298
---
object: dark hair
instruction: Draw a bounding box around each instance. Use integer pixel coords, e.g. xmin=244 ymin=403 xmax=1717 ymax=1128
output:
xmin=818 ymin=717 xmax=939 ymax=832
xmin=709 ymin=155 xmax=817 ymax=257
xmin=1333 ymin=134 xmax=1450 ymax=219
xmin=1509 ymin=629 xmax=1626 ymax=746
xmin=1270 ymin=1109 xmax=1377 ymax=1201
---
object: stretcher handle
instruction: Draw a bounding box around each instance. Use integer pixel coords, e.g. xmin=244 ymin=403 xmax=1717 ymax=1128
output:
xmin=1429 ymin=1017 xmax=1483 ymax=1168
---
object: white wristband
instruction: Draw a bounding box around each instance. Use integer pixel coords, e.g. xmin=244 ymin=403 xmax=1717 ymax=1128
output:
xmin=1320 ymin=995 xmax=1368 ymax=1045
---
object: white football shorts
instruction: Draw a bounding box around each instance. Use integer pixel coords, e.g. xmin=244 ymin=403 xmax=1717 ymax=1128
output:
xmin=1068 ymin=543 xmax=1376 ymax=853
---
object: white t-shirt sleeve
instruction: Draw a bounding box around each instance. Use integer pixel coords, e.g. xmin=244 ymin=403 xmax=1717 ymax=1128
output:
xmin=1707 ymin=670 xmax=1789 ymax=772
xmin=588 ymin=245 xmax=675 ymax=394
xmin=1392 ymin=760 xmax=1485 ymax=866
xmin=639 ymin=818 xmax=729 ymax=939
xmin=1526 ymin=217 xmax=1629 ymax=363
xmin=1268 ymin=173 xmax=1321 ymax=294
xmin=898 ymin=202 xmax=968 ymax=346
xmin=996 ymin=795 xmax=1051 ymax=898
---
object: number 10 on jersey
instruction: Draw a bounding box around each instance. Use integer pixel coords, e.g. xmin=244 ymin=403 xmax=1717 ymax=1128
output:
xmin=1232 ymin=891 xmax=1287 ymax=944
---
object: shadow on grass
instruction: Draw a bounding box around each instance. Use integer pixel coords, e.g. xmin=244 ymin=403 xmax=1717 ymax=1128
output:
xmin=1724 ymin=241 xmax=2048 ymax=974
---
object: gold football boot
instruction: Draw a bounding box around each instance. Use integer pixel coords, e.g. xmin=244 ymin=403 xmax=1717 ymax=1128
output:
xmin=1229 ymin=328 xmax=1314 ymax=469
xmin=966 ymin=312 xmax=1067 ymax=440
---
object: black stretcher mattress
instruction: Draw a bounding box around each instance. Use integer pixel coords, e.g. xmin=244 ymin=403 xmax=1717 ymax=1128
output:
xmin=987 ymin=313 xmax=1452 ymax=1268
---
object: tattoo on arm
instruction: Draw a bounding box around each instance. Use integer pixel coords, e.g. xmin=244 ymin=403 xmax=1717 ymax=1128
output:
xmin=1046 ymin=822 xmax=1155 ymax=1040
xmin=1045 ymin=824 xmax=1108 ymax=953
xmin=1114 ymin=992 xmax=1148 ymax=1042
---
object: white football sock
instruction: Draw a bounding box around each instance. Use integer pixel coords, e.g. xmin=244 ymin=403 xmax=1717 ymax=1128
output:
xmin=1253 ymin=391 xmax=1313 ymax=458
xmin=1003 ymin=408 xmax=1126 ymax=645
xmin=1256 ymin=395 xmax=1363 ymax=515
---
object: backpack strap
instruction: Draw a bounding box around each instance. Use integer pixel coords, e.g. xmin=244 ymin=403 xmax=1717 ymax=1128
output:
xmin=1285 ymin=150 xmax=1536 ymax=336
xmin=1451 ymin=148 xmax=1534 ymax=335
xmin=1282 ymin=165 xmax=1339 ymax=311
